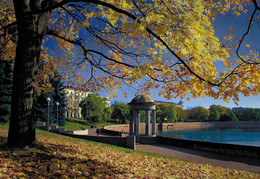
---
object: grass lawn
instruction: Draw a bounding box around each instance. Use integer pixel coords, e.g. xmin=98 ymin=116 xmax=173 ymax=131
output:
xmin=62 ymin=118 xmax=91 ymax=131
xmin=0 ymin=123 xmax=259 ymax=178
xmin=46 ymin=118 xmax=120 ymax=131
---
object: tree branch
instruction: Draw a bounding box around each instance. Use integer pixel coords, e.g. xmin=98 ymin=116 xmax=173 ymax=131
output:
xmin=47 ymin=29 xmax=136 ymax=77
xmin=25 ymin=0 xmax=220 ymax=87
xmin=86 ymin=0 xmax=219 ymax=86
xmin=235 ymin=4 xmax=258 ymax=64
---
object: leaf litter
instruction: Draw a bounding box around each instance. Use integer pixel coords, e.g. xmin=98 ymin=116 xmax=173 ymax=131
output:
xmin=0 ymin=128 xmax=259 ymax=178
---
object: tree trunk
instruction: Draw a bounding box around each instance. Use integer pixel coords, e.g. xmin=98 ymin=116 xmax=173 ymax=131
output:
xmin=7 ymin=0 xmax=51 ymax=148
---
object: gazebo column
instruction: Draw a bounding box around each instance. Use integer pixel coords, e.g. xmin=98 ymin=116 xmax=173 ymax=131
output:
xmin=146 ymin=110 xmax=150 ymax=136
xmin=152 ymin=109 xmax=156 ymax=135
xmin=133 ymin=110 xmax=140 ymax=136
xmin=129 ymin=110 xmax=134 ymax=135
xmin=136 ymin=110 xmax=140 ymax=135
xmin=133 ymin=110 xmax=137 ymax=136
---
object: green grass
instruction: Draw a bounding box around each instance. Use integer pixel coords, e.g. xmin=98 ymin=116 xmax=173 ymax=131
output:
xmin=0 ymin=118 xmax=121 ymax=133
xmin=62 ymin=118 xmax=90 ymax=131
xmin=62 ymin=118 xmax=119 ymax=131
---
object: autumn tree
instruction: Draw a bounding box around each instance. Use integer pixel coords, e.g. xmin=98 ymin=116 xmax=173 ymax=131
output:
xmin=0 ymin=0 xmax=15 ymax=124
xmin=1 ymin=0 xmax=260 ymax=147
xmin=0 ymin=0 xmax=16 ymax=62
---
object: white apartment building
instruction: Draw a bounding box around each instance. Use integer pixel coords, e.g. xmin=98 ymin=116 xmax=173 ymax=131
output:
xmin=154 ymin=100 xmax=184 ymax=108
xmin=64 ymin=86 xmax=92 ymax=119
xmin=64 ymin=86 xmax=111 ymax=119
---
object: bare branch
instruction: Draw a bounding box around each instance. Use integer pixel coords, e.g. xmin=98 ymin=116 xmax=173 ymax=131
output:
xmin=86 ymin=0 xmax=219 ymax=86
xmin=47 ymin=29 xmax=136 ymax=79
xmin=23 ymin=0 xmax=219 ymax=87
xmin=235 ymin=5 xmax=258 ymax=64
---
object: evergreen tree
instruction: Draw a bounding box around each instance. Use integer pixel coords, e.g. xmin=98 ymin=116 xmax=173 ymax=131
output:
xmin=0 ymin=60 xmax=12 ymax=123
xmin=50 ymin=72 xmax=67 ymax=126
xmin=35 ymin=72 xmax=67 ymax=126
xmin=35 ymin=92 xmax=55 ymax=125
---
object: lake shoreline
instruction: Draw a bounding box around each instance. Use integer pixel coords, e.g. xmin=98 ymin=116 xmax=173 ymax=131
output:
xmin=160 ymin=121 xmax=260 ymax=147
xmin=163 ymin=121 xmax=260 ymax=131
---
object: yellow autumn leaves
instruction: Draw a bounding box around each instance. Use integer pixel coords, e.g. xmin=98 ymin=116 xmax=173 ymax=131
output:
xmin=2 ymin=0 xmax=259 ymax=103
xmin=0 ymin=127 xmax=259 ymax=178
xmin=94 ymin=0 xmax=229 ymax=98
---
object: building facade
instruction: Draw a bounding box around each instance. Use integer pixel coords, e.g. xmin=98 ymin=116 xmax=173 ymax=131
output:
xmin=64 ymin=86 xmax=92 ymax=119
xmin=64 ymin=86 xmax=111 ymax=119
xmin=154 ymin=100 xmax=184 ymax=108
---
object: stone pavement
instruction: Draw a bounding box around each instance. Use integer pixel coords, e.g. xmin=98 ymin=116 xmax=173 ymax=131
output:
xmin=136 ymin=143 xmax=260 ymax=173
xmin=87 ymin=128 xmax=260 ymax=173
xmin=87 ymin=128 xmax=112 ymax=136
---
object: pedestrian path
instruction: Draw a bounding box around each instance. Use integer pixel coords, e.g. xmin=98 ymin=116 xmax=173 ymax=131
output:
xmin=86 ymin=128 xmax=260 ymax=173
xmin=136 ymin=143 xmax=260 ymax=173
xmin=87 ymin=128 xmax=112 ymax=136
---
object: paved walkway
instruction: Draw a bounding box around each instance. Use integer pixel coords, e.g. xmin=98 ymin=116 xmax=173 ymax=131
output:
xmin=136 ymin=144 xmax=260 ymax=173
xmin=87 ymin=128 xmax=114 ymax=136
xmin=88 ymin=129 xmax=260 ymax=173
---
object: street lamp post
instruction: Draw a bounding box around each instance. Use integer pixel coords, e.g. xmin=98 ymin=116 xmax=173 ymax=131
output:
xmin=77 ymin=103 xmax=79 ymax=130
xmin=56 ymin=102 xmax=59 ymax=127
xmin=46 ymin=97 xmax=51 ymax=131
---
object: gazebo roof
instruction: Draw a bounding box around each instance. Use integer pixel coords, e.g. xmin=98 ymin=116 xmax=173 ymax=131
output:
xmin=128 ymin=95 xmax=155 ymax=106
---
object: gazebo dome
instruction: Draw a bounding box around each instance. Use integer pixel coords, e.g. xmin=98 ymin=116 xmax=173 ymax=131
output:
xmin=129 ymin=95 xmax=154 ymax=105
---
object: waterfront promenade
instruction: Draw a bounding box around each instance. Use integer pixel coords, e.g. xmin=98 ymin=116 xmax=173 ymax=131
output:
xmin=136 ymin=143 xmax=260 ymax=173
xmin=88 ymin=128 xmax=260 ymax=173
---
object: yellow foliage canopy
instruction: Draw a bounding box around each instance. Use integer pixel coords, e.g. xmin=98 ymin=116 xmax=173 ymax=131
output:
xmin=1 ymin=0 xmax=259 ymax=103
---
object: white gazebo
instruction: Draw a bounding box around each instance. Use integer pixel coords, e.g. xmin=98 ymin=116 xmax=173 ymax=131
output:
xmin=128 ymin=95 xmax=156 ymax=136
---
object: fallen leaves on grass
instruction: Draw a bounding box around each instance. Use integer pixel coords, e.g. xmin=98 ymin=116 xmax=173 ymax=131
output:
xmin=0 ymin=128 xmax=259 ymax=178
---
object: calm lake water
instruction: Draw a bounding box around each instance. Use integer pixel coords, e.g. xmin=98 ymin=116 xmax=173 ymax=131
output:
xmin=159 ymin=126 xmax=260 ymax=147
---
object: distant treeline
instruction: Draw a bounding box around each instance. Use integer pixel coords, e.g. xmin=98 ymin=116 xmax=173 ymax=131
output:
xmin=186 ymin=105 xmax=260 ymax=122
xmin=156 ymin=103 xmax=260 ymax=123
xmin=232 ymin=107 xmax=260 ymax=121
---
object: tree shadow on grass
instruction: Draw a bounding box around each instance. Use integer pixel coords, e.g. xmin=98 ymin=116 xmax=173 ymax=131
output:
xmin=0 ymin=135 xmax=128 ymax=178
